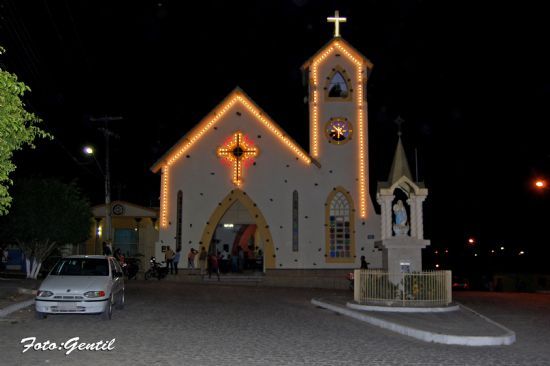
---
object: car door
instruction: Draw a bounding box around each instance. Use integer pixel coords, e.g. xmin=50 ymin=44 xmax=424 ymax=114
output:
xmin=109 ymin=258 xmax=122 ymax=299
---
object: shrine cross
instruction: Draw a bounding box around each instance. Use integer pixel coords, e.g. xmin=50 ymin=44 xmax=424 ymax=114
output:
xmin=394 ymin=116 xmax=405 ymax=136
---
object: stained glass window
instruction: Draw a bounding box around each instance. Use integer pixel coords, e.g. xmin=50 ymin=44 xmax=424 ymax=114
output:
xmin=329 ymin=192 xmax=351 ymax=258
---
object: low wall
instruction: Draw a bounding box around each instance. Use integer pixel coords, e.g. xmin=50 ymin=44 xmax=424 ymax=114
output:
xmin=263 ymin=269 xmax=351 ymax=289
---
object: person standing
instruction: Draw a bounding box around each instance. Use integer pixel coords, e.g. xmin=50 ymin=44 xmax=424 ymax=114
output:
xmin=114 ymin=248 xmax=122 ymax=262
xmin=165 ymin=246 xmax=176 ymax=274
xmin=231 ymin=248 xmax=239 ymax=273
xmin=102 ymin=241 xmax=112 ymax=256
xmin=360 ymin=255 xmax=369 ymax=269
xmin=173 ymin=248 xmax=181 ymax=275
xmin=198 ymin=247 xmax=207 ymax=278
xmin=208 ymin=252 xmax=220 ymax=281
xmin=237 ymin=246 xmax=244 ymax=273
xmin=220 ymin=247 xmax=230 ymax=273
xmin=187 ymin=248 xmax=198 ymax=269
xmin=0 ymin=247 xmax=8 ymax=272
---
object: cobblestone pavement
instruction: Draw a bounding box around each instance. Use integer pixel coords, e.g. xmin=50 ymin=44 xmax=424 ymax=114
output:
xmin=1 ymin=281 xmax=550 ymax=366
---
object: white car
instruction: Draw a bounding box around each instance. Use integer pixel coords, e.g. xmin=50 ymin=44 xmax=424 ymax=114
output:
xmin=35 ymin=255 xmax=125 ymax=320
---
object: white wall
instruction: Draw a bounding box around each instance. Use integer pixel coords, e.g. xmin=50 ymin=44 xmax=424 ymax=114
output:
xmin=158 ymin=95 xmax=381 ymax=269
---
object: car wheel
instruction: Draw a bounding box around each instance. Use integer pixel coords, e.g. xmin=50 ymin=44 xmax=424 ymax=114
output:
xmin=102 ymin=295 xmax=113 ymax=320
xmin=115 ymin=289 xmax=125 ymax=310
xmin=35 ymin=311 xmax=46 ymax=320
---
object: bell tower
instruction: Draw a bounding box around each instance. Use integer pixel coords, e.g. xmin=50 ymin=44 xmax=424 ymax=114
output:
xmin=301 ymin=11 xmax=374 ymax=219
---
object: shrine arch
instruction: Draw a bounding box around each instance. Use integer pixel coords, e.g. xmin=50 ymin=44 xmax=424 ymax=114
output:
xmin=199 ymin=189 xmax=276 ymax=269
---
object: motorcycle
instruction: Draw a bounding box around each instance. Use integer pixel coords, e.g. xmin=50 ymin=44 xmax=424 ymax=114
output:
xmin=144 ymin=256 xmax=168 ymax=280
xmin=122 ymin=258 xmax=139 ymax=280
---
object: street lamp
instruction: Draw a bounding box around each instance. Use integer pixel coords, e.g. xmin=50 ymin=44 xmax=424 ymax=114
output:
xmin=535 ymin=179 xmax=547 ymax=189
xmin=83 ymin=146 xmax=103 ymax=174
xmin=83 ymin=144 xmax=112 ymax=252
xmin=83 ymin=146 xmax=94 ymax=155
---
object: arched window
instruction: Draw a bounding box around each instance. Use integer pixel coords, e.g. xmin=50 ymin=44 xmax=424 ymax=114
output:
xmin=292 ymin=190 xmax=299 ymax=252
xmin=328 ymin=72 xmax=348 ymax=97
xmin=176 ymin=190 xmax=183 ymax=246
xmin=325 ymin=188 xmax=355 ymax=262
xmin=325 ymin=67 xmax=351 ymax=100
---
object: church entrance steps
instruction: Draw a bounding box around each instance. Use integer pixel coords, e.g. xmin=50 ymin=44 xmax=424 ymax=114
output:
xmin=159 ymin=270 xmax=264 ymax=285
xmin=202 ymin=274 xmax=264 ymax=284
xmin=159 ymin=269 xmax=354 ymax=289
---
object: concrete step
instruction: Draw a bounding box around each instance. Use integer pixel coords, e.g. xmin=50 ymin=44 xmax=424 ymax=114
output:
xmin=203 ymin=275 xmax=264 ymax=283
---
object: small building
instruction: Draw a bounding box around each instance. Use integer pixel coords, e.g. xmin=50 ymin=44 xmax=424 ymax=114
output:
xmin=86 ymin=201 xmax=158 ymax=262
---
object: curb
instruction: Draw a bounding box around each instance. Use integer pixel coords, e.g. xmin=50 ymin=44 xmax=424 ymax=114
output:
xmin=0 ymin=299 xmax=35 ymax=318
xmin=0 ymin=287 xmax=37 ymax=318
xmin=346 ymin=302 xmax=460 ymax=313
xmin=312 ymin=298 xmax=516 ymax=346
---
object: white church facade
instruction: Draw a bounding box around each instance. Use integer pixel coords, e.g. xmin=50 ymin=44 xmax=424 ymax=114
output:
xmin=151 ymin=13 xmax=429 ymax=277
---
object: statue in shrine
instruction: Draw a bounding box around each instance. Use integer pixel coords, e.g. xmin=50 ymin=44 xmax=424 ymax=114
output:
xmin=392 ymin=200 xmax=409 ymax=236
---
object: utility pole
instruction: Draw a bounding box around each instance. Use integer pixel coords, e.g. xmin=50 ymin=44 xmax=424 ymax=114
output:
xmin=90 ymin=116 xmax=122 ymax=248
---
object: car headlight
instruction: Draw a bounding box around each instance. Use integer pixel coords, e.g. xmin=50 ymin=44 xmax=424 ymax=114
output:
xmin=37 ymin=290 xmax=54 ymax=298
xmin=83 ymin=291 xmax=106 ymax=298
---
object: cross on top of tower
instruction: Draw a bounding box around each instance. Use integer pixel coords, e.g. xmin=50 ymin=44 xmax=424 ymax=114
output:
xmin=394 ymin=116 xmax=405 ymax=136
xmin=327 ymin=10 xmax=347 ymax=38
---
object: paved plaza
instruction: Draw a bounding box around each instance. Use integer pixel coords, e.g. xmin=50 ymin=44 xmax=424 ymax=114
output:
xmin=1 ymin=280 xmax=550 ymax=365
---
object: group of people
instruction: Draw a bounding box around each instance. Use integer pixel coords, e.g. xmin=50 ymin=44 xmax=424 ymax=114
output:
xmin=102 ymin=241 xmax=126 ymax=264
xmin=186 ymin=245 xmax=264 ymax=279
xmin=163 ymin=246 xmax=181 ymax=275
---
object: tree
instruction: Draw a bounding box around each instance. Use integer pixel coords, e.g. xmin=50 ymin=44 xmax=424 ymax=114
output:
xmin=0 ymin=46 xmax=51 ymax=215
xmin=0 ymin=178 xmax=92 ymax=278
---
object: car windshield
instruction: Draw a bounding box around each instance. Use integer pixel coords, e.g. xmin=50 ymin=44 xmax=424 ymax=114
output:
xmin=50 ymin=258 xmax=109 ymax=276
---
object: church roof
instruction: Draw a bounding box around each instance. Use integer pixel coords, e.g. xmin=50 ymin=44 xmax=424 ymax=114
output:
xmin=301 ymin=37 xmax=374 ymax=72
xmin=151 ymin=88 xmax=315 ymax=173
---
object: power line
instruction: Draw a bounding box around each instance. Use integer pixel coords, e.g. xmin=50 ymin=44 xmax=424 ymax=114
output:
xmin=0 ymin=0 xmax=41 ymax=80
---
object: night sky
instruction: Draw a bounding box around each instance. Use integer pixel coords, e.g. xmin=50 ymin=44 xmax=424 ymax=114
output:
xmin=1 ymin=1 xmax=549 ymax=272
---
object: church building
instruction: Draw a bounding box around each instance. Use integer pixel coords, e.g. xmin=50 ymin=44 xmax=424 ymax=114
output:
xmin=151 ymin=12 xmax=428 ymax=279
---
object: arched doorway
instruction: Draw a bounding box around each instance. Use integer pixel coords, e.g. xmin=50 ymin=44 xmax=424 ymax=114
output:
xmin=199 ymin=189 xmax=275 ymax=271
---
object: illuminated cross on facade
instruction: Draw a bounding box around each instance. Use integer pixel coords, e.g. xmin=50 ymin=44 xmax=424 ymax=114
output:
xmin=216 ymin=131 xmax=259 ymax=187
xmin=327 ymin=10 xmax=347 ymax=38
